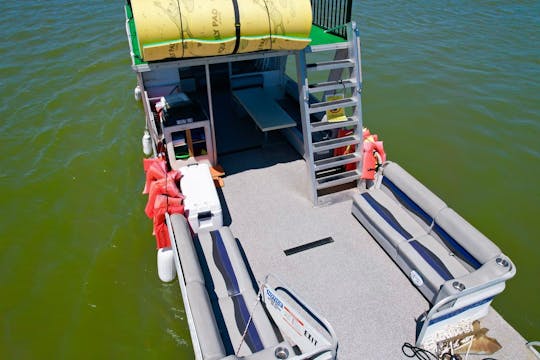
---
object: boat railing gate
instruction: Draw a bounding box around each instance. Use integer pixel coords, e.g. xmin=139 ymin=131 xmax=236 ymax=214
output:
xmin=527 ymin=341 xmax=540 ymax=359
xmin=416 ymin=272 xmax=515 ymax=347
xmin=310 ymin=0 xmax=353 ymax=39
xmin=263 ymin=273 xmax=339 ymax=359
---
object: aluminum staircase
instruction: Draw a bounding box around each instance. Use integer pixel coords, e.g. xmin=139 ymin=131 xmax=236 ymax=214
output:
xmin=296 ymin=22 xmax=363 ymax=205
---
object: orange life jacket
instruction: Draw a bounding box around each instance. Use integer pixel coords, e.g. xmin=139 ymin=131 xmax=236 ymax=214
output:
xmin=145 ymin=178 xmax=183 ymax=218
xmin=142 ymin=158 xmax=181 ymax=194
xmin=152 ymin=195 xmax=184 ymax=248
xmin=361 ymin=139 xmax=386 ymax=180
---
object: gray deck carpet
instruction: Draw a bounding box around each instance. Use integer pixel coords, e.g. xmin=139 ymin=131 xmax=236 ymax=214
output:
xmin=218 ymin=141 xmax=424 ymax=358
xmin=215 ymin=136 xmax=530 ymax=359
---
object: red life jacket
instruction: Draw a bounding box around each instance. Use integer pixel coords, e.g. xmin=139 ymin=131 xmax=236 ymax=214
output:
xmin=145 ymin=178 xmax=183 ymax=218
xmin=152 ymin=195 xmax=184 ymax=249
xmin=361 ymin=139 xmax=386 ymax=180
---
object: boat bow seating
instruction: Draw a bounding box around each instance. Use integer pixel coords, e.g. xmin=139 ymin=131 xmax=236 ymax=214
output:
xmin=351 ymin=162 xmax=516 ymax=339
xmin=169 ymin=214 xmax=294 ymax=359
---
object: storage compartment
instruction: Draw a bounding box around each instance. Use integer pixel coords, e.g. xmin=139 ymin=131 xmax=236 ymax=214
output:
xmin=160 ymin=91 xmax=214 ymax=168
xmin=170 ymin=130 xmax=189 ymax=160
xmin=163 ymin=120 xmax=213 ymax=169
xmin=180 ymin=163 xmax=223 ymax=233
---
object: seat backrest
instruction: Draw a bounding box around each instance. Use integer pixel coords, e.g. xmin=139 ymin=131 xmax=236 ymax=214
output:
xmin=170 ymin=213 xmax=205 ymax=284
xmin=197 ymin=227 xmax=279 ymax=357
xmin=186 ymin=282 xmax=227 ymax=360
xmin=169 ymin=214 xmax=226 ymax=359
xmin=433 ymin=208 xmax=501 ymax=269
xmin=381 ymin=162 xmax=447 ymax=229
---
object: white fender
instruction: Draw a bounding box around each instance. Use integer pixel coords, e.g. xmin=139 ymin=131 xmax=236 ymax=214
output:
xmin=157 ymin=247 xmax=176 ymax=282
xmin=134 ymin=85 xmax=142 ymax=101
xmin=142 ymin=130 xmax=152 ymax=156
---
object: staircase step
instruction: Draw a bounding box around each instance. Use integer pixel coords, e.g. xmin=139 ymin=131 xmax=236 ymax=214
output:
xmin=307 ymin=59 xmax=354 ymax=72
xmin=316 ymin=169 xmax=360 ymax=190
xmin=311 ymin=117 xmax=358 ymax=132
xmin=312 ymin=134 xmax=361 ymax=153
xmin=314 ymin=152 xmax=361 ymax=172
xmin=308 ymin=42 xmax=350 ymax=53
xmin=308 ymin=79 xmax=357 ymax=94
xmin=308 ymin=97 xmax=357 ymax=114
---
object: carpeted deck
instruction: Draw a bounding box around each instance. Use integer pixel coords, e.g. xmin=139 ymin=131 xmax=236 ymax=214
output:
xmin=216 ymin=138 xmax=531 ymax=359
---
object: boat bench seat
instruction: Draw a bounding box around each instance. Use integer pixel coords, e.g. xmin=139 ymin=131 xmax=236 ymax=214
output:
xmin=170 ymin=214 xmax=288 ymax=360
xmin=351 ymin=162 xmax=516 ymax=312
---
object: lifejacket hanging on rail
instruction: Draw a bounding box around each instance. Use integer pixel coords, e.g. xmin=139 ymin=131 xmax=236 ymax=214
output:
xmin=152 ymin=195 xmax=185 ymax=248
xmin=142 ymin=157 xmax=181 ymax=194
xmin=145 ymin=177 xmax=183 ymax=218
xmin=334 ymin=127 xmax=387 ymax=177
xmin=361 ymin=128 xmax=386 ymax=180
xmin=142 ymin=158 xmax=166 ymax=194
xmin=143 ymin=156 xmax=165 ymax=172
xmin=142 ymin=157 xmax=186 ymax=248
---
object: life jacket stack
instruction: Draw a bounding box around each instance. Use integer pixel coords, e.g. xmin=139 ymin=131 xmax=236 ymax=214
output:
xmin=142 ymin=157 xmax=185 ymax=248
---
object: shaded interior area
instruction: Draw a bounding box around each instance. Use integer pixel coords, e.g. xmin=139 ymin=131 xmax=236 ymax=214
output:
xmin=177 ymin=61 xmax=304 ymax=159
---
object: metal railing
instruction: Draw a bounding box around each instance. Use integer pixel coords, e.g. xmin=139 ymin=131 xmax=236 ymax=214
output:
xmin=527 ymin=341 xmax=540 ymax=359
xmin=310 ymin=0 xmax=353 ymax=38
xmin=415 ymin=269 xmax=515 ymax=347
xmin=263 ymin=273 xmax=339 ymax=359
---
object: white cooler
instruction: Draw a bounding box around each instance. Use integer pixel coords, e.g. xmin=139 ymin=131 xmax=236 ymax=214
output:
xmin=180 ymin=163 xmax=223 ymax=233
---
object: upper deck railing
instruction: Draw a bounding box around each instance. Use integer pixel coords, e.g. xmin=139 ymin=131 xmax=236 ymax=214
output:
xmin=310 ymin=0 xmax=353 ymax=38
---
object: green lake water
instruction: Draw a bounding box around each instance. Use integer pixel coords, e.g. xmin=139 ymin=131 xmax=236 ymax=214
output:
xmin=0 ymin=1 xmax=538 ymax=358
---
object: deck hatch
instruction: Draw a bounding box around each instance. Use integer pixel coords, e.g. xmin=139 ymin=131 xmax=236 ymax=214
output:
xmin=284 ymin=237 xmax=334 ymax=256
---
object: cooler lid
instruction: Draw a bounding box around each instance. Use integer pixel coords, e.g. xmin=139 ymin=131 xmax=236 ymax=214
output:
xmin=180 ymin=163 xmax=221 ymax=212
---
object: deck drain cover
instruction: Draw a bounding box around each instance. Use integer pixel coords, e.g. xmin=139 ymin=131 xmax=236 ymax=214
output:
xmin=284 ymin=237 xmax=334 ymax=256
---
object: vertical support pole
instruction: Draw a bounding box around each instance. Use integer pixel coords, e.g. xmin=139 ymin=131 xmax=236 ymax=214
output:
xmin=348 ymin=22 xmax=363 ymax=189
xmin=295 ymin=50 xmax=318 ymax=205
xmin=227 ymin=62 xmax=233 ymax=92
xmin=138 ymin=72 xmax=159 ymax=156
xmin=350 ymin=22 xmax=363 ymax=92
xmin=205 ymin=63 xmax=217 ymax=165
xmin=279 ymin=56 xmax=287 ymax=88
xmin=138 ymin=72 xmax=149 ymax=127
